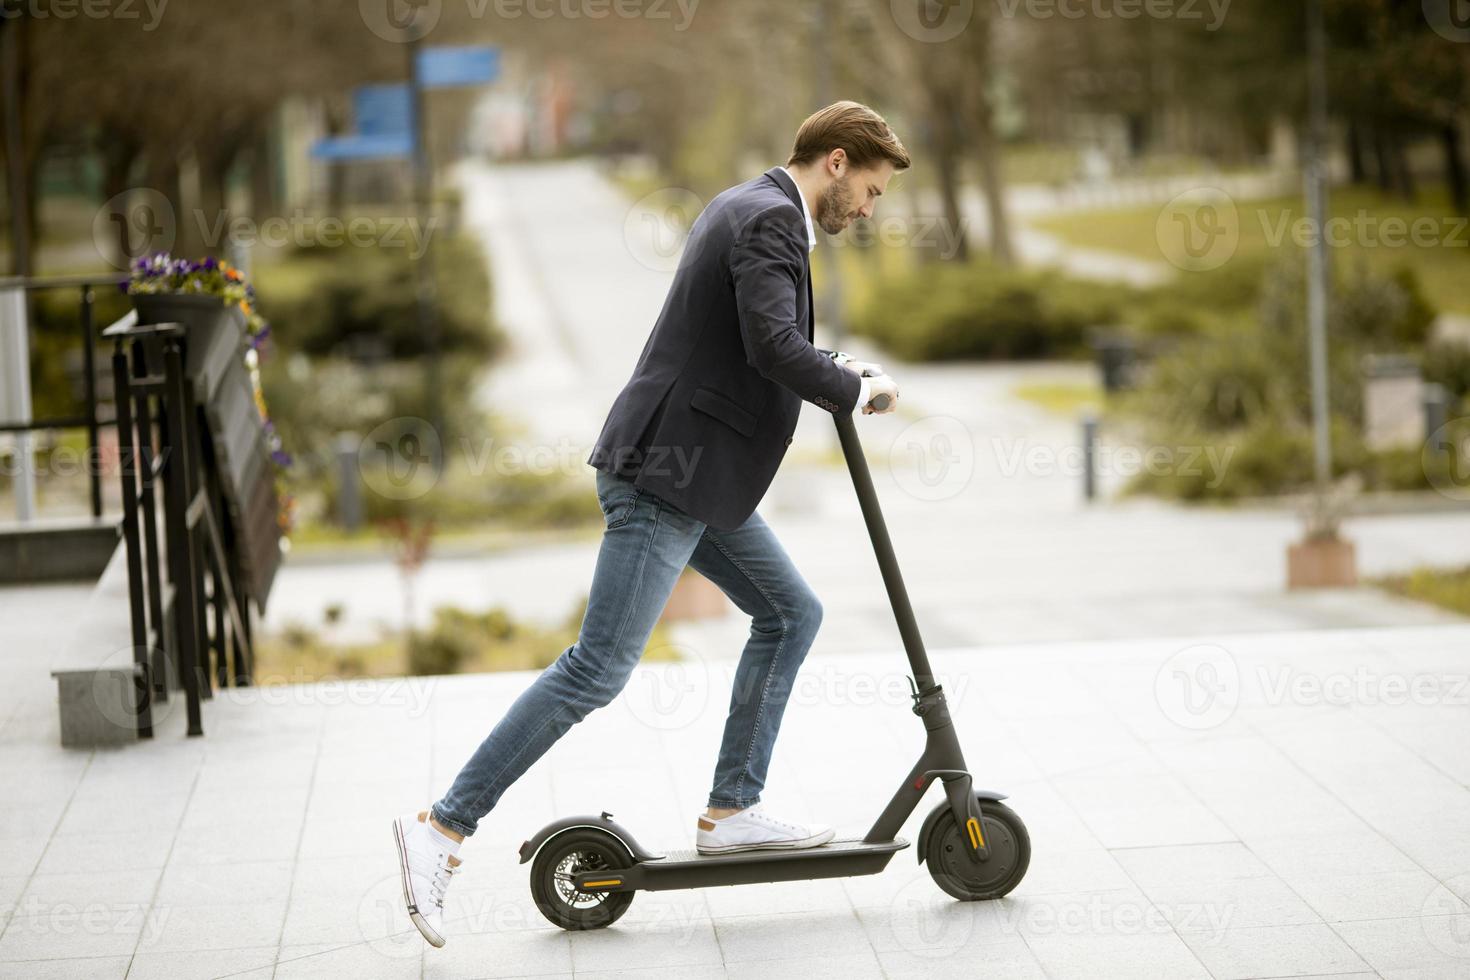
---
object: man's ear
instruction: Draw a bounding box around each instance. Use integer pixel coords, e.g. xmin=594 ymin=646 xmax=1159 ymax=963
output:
xmin=827 ymin=148 xmax=847 ymax=177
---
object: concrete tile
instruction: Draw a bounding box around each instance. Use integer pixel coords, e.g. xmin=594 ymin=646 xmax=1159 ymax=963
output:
xmin=0 ymin=906 xmax=152 ymax=960
xmin=17 ymin=869 xmax=160 ymax=910
xmin=54 ymin=792 xmax=189 ymax=838
xmin=1292 ymin=869 xmax=1469 ymax=923
xmin=719 ymin=950 xmax=883 ymax=979
xmin=133 ymin=900 xmax=286 ymax=953
xmin=855 ymin=894 xmax=1021 ymax=953
xmin=1025 ymin=931 xmax=1212 ymax=979
xmin=701 ymin=878 xmax=850 ymax=919
xmin=170 ymin=818 xmax=302 ymax=867
xmin=154 ymin=859 xmax=293 ymax=908
xmin=1179 ymin=922 xmax=1371 ymax=979
xmin=1247 ymin=831 xmax=1421 ymax=881
xmin=1014 ymin=847 xmax=1134 ymax=896
xmin=568 ymin=916 xmax=722 ymax=972
xmin=712 ymin=909 xmax=869 ymax=964
xmin=1335 ymin=913 xmax=1470 ymax=974
xmin=876 ymin=940 xmax=1049 ymax=979
xmin=1142 ymin=875 xmax=1319 ymax=933
xmin=0 ymin=957 xmax=131 ymax=979
xmin=274 ymin=940 xmax=423 ymax=979
xmin=421 ymin=924 xmax=572 ymax=978
xmin=34 ymin=831 xmax=173 ymax=875
xmin=123 ymin=945 xmax=278 ymax=980
xmin=0 ymin=837 xmax=46 ymax=878
xmin=1110 ymin=842 xmax=1271 ymax=889
xmin=576 ymin=968 xmax=718 ymax=980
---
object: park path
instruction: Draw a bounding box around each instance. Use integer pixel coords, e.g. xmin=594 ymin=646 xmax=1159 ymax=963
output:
xmin=261 ymin=159 xmax=1468 ymax=657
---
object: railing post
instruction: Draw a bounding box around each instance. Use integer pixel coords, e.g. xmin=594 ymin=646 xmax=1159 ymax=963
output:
xmin=160 ymin=335 xmax=205 ymax=737
xmin=0 ymin=284 xmax=36 ymax=521
xmin=80 ymin=285 xmax=102 ymax=519
xmin=110 ymin=338 xmax=154 ymax=738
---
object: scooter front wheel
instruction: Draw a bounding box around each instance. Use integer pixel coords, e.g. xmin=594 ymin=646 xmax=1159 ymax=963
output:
xmin=925 ymin=800 xmax=1030 ymax=901
xmin=529 ymin=829 xmax=636 ymax=930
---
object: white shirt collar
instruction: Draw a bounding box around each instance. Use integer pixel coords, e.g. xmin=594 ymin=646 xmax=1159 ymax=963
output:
xmin=778 ymin=166 xmax=817 ymax=253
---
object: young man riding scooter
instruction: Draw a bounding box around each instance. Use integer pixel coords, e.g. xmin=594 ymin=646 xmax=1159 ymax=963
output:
xmin=395 ymin=101 xmax=910 ymax=948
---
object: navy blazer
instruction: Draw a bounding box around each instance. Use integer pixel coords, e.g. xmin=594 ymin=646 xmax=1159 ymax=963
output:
xmin=587 ymin=167 xmax=862 ymax=530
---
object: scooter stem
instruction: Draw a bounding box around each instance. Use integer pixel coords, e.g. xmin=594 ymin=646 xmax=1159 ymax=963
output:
xmin=833 ymin=411 xmax=937 ymax=692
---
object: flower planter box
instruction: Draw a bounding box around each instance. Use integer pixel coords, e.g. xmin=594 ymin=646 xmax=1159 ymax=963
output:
xmin=131 ymin=292 xmax=246 ymax=404
xmin=1286 ymin=534 xmax=1358 ymax=589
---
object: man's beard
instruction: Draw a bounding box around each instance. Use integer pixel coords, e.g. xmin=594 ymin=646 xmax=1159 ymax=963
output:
xmin=814 ymin=174 xmax=856 ymax=235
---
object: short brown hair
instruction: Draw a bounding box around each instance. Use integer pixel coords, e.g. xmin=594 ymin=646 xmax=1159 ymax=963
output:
xmin=787 ymin=101 xmax=911 ymax=172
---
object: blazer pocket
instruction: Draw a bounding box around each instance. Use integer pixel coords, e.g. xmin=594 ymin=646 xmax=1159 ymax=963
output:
xmin=690 ymin=386 xmax=758 ymax=437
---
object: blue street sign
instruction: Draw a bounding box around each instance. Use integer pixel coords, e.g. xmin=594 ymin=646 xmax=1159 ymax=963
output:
xmin=354 ymin=85 xmax=414 ymax=137
xmin=311 ymin=135 xmax=414 ymax=161
xmin=417 ymin=45 xmax=500 ymax=88
xmin=311 ymin=85 xmax=415 ymax=161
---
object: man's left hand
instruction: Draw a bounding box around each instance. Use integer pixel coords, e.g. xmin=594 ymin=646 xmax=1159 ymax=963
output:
xmin=837 ymin=356 xmax=885 ymax=378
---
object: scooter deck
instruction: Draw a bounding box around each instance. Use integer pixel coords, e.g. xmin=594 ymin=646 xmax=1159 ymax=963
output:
xmin=576 ymin=837 xmax=909 ymax=893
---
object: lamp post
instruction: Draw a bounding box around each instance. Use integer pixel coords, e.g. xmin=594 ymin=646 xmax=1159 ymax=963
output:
xmin=1287 ymin=0 xmax=1357 ymax=589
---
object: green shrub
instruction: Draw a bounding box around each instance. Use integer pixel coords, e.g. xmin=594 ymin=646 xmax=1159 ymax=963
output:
xmin=850 ymin=260 xmax=1132 ymax=361
xmin=256 ymin=233 xmax=501 ymax=361
xmin=1121 ymin=259 xmax=1440 ymax=500
xmin=1423 ymin=339 xmax=1470 ymax=406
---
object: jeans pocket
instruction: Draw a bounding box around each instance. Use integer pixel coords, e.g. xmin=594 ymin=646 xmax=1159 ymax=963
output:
xmin=597 ymin=484 xmax=641 ymax=529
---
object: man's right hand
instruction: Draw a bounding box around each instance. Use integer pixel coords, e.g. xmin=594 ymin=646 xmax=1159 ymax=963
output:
xmin=863 ymin=374 xmax=899 ymax=415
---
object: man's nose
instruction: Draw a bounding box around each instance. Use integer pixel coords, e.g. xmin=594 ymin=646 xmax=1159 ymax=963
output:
xmin=859 ymin=201 xmax=875 ymax=219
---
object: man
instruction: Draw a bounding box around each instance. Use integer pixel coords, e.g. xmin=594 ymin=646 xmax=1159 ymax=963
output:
xmin=394 ymin=101 xmax=909 ymax=947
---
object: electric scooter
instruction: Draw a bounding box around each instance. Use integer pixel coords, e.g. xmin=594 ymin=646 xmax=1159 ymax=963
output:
xmin=519 ymin=396 xmax=1030 ymax=930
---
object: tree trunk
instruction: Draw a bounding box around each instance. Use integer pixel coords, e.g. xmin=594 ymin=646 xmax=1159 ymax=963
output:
xmin=960 ymin=10 xmax=1014 ymax=266
xmin=1 ymin=14 xmax=32 ymax=276
xmin=248 ymin=118 xmax=279 ymax=223
xmin=1391 ymin=135 xmax=1415 ymax=202
xmin=927 ymin=109 xmax=968 ymax=264
xmin=99 ymin=132 xmax=141 ymax=269
xmin=969 ymin=99 xmax=1014 ymax=266
xmin=1345 ymin=121 xmax=1366 ymax=185
xmin=145 ymin=149 xmax=181 ymax=260
xmin=1371 ymin=129 xmax=1392 ymax=192
xmin=1442 ymin=122 xmax=1467 ymax=215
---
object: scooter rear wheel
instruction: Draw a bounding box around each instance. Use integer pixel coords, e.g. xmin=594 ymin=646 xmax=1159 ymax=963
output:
xmin=925 ymin=800 xmax=1030 ymax=901
xmin=530 ymin=829 xmax=636 ymax=930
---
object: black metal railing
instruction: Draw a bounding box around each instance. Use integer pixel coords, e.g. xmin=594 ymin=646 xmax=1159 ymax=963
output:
xmin=106 ymin=312 xmax=263 ymax=738
xmin=0 ymin=273 xmax=126 ymax=519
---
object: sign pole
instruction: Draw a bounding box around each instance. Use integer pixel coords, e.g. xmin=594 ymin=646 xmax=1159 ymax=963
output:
xmin=1304 ymin=0 xmax=1332 ymax=525
xmin=406 ymin=29 xmax=443 ymax=441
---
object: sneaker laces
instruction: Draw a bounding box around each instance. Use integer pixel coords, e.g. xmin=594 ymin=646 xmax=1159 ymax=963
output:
xmin=428 ymin=859 xmax=458 ymax=909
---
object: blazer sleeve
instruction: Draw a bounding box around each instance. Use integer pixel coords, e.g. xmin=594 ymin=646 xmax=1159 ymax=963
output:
xmin=729 ymin=205 xmax=862 ymax=414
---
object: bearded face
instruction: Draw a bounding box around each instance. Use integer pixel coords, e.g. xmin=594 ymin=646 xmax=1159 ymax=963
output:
xmin=814 ymin=172 xmax=858 ymax=235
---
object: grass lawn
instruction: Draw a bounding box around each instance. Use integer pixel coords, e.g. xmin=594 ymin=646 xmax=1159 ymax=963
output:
xmin=1030 ymin=184 xmax=1470 ymax=314
xmin=1010 ymin=381 xmax=1107 ymax=418
xmin=1372 ymin=565 xmax=1470 ymax=618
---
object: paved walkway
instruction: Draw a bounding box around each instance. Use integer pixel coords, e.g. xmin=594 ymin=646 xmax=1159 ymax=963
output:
xmin=3 ymin=622 xmax=1470 ymax=978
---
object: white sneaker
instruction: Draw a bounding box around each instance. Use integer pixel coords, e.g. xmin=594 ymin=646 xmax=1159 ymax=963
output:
xmin=392 ymin=812 xmax=461 ymax=947
xmin=695 ymin=806 xmax=836 ymax=855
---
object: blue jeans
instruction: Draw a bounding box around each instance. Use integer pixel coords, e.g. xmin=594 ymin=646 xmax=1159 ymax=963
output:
xmin=431 ymin=468 xmax=824 ymax=837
